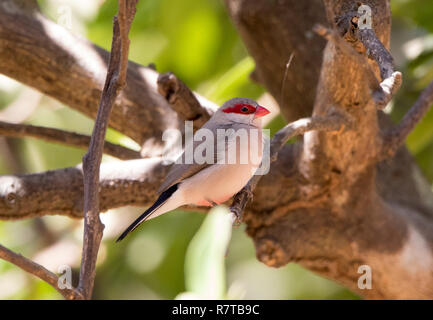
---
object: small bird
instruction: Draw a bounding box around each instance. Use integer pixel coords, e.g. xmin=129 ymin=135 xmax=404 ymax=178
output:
xmin=116 ymin=97 xmax=270 ymax=242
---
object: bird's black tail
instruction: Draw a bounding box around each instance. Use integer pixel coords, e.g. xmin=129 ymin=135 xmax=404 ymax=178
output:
xmin=116 ymin=184 xmax=179 ymax=242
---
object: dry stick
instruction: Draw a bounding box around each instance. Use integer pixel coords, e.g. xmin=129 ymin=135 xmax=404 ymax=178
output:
xmin=354 ymin=23 xmax=402 ymax=109
xmin=78 ymin=0 xmax=137 ymax=300
xmin=157 ymin=72 xmax=212 ymax=130
xmin=230 ymin=115 xmax=348 ymax=222
xmin=0 ymin=121 xmax=141 ymax=160
xmin=356 ymin=27 xmax=394 ymax=80
xmin=382 ymin=80 xmax=433 ymax=158
xmin=280 ymin=52 xmax=295 ymax=106
xmin=0 ymin=243 xmax=83 ymax=300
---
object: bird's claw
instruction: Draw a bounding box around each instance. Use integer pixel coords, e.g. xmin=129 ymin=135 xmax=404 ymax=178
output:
xmin=230 ymin=185 xmax=253 ymax=227
xmin=229 ymin=206 xmax=241 ymax=227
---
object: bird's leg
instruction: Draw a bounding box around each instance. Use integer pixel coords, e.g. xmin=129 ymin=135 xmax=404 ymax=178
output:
xmin=231 ymin=184 xmax=254 ymax=227
xmin=244 ymin=183 xmax=254 ymax=202
xmin=229 ymin=204 xmax=241 ymax=227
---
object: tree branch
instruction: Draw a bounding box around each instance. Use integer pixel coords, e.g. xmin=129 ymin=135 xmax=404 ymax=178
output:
xmin=354 ymin=23 xmax=394 ymax=81
xmin=0 ymin=121 xmax=141 ymax=160
xmin=354 ymin=21 xmax=402 ymax=109
xmin=0 ymin=159 xmax=169 ymax=220
xmin=0 ymin=1 xmax=219 ymax=156
xmin=381 ymin=80 xmax=433 ymax=158
xmin=78 ymin=0 xmax=137 ymax=300
xmin=0 ymin=2 xmax=178 ymax=153
xmin=0 ymin=243 xmax=82 ymax=300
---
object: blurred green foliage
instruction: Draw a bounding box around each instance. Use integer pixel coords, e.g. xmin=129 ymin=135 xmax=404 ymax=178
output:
xmin=391 ymin=1 xmax=433 ymax=178
xmin=181 ymin=206 xmax=232 ymax=300
xmin=0 ymin=0 xmax=432 ymax=300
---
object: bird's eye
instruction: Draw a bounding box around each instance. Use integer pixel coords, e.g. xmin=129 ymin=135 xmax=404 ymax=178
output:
xmin=241 ymin=106 xmax=249 ymax=113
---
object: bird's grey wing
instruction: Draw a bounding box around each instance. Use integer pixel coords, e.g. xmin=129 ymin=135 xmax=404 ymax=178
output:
xmin=157 ymin=123 xmax=243 ymax=194
xmin=157 ymin=124 xmax=221 ymax=193
xmin=157 ymin=157 xmax=210 ymax=194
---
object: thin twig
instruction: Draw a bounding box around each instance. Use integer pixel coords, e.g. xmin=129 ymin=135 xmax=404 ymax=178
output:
xmin=355 ymin=26 xmax=394 ymax=81
xmin=353 ymin=20 xmax=402 ymax=108
xmin=381 ymin=80 xmax=433 ymax=159
xmin=78 ymin=0 xmax=137 ymax=300
xmin=230 ymin=114 xmax=349 ymax=222
xmin=157 ymin=72 xmax=213 ymax=130
xmin=0 ymin=121 xmax=141 ymax=160
xmin=0 ymin=243 xmax=83 ymax=300
xmin=280 ymin=52 xmax=295 ymax=107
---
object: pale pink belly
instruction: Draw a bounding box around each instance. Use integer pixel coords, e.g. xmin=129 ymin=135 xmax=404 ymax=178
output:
xmin=195 ymin=195 xmax=233 ymax=207
xmin=179 ymin=163 xmax=258 ymax=207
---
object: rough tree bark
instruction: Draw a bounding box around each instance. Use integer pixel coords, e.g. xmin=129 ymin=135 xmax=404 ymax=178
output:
xmin=1 ymin=0 xmax=433 ymax=299
xmin=226 ymin=0 xmax=433 ymax=299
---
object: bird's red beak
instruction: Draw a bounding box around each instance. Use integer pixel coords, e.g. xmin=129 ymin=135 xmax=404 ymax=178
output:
xmin=254 ymin=106 xmax=270 ymax=118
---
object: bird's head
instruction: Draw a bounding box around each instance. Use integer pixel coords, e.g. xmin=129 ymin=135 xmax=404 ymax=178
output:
xmin=214 ymin=97 xmax=270 ymax=127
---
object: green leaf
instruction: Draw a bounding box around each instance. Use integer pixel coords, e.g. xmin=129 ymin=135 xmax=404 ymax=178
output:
xmin=181 ymin=206 xmax=232 ymax=299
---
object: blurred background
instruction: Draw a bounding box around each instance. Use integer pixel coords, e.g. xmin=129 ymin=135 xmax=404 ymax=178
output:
xmin=0 ymin=0 xmax=432 ymax=299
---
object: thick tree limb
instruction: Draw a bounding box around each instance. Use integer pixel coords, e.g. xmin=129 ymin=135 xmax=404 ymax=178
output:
xmin=0 ymin=1 xmax=179 ymax=153
xmin=227 ymin=0 xmax=433 ymax=299
xmin=78 ymin=0 xmax=137 ymax=300
xmin=0 ymin=243 xmax=82 ymax=300
xmin=0 ymin=2 xmax=216 ymax=154
xmin=382 ymin=80 xmax=433 ymax=158
xmin=0 ymin=159 xmax=170 ymax=220
xmin=0 ymin=121 xmax=141 ymax=160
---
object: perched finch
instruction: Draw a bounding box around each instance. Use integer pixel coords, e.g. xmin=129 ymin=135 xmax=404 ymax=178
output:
xmin=117 ymin=97 xmax=270 ymax=241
